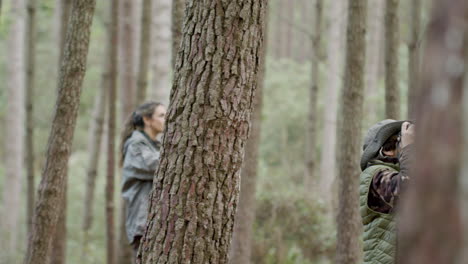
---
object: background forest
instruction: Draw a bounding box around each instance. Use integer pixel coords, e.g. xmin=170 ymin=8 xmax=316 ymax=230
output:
xmin=0 ymin=0 xmax=457 ymax=263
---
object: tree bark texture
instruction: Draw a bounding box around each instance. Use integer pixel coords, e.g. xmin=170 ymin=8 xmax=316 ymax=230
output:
xmin=319 ymin=0 xmax=347 ymax=201
xmin=2 ymin=0 xmax=26 ymax=255
xmin=136 ymin=0 xmax=152 ymax=104
xmin=407 ymin=0 xmax=422 ymax=119
xmin=397 ymin=1 xmax=467 ymax=263
xmin=25 ymin=0 xmax=37 ymax=237
xmin=305 ymin=0 xmax=323 ymax=188
xmin=105 ymin=0 xmax=119 ymax=263
xmin=384 ymin=0 xmax=400 ymax=119
xmin=23 ymin=1 xmax=96 ymax=263
xmin=171 ymin=0 xmax=185 ymax=68
xmin=136 ymin=1 xmax=267 ymax=263
xmin=150 ymin=0 xmax=172 ymax=105
xmin=336 ymin=0 xmax=367 ymax=263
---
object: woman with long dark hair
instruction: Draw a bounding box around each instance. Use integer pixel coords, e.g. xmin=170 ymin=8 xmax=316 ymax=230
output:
xmin=120 ymin=101 xmax=166 ymax=259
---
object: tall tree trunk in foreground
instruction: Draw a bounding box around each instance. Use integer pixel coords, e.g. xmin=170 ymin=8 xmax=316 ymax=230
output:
xmin=398 ymin=1 xmax=467 ymax=263
xmin=25 ymin=0 xmax=37 ymax=236
xmin=150 ymin=0 xmax=172 ymax=105
xmin=305 ymin=0 xmax=323 ymax=188
xmin=137 ymin=1 xmax=267 ymax=263
xmin=407 ymin=0 xmax=422 ymax=119
xmin=171 ymin=0 xmax=185 ymax=68
xmin=136 ymin=0 xmax=152 ymax=104
xmin=2 ymin=0 xmax=26 ymax=255
xmin=105 ymin=0 xmax=119 ymax=263
xmin=384 ymin=0 xmax=400 ymax=119
xmin=24 ymin=1 xmax=96 ymax=263
xmin=336 ymin=0 xmax=367 ymax=263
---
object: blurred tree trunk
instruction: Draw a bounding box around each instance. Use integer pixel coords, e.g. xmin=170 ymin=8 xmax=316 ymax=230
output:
xmin=1 ymin=0 xmax=26 ymax=255
xmin=171 ymin=0 xmax=185 ymax=68
xmin=285 ymin=0 xmax=294 ymax=59
xmin=136 ymin=0 xmax=267 ymax=263
xmin=407 ymin=0 xmax=422 ymax=119
xmin=50 ymin=1 xmax=72 ymax=264
xmin=25 ymin=0 xmax=37 ymax=236
xmin=150 ymin=0 xmax=172 ymax=105
xmin=364 ymin=0 xmax=384 ymax=125
xmin=119 ymin=0 xmax=137 ymax=121
xmin=272 ymin=0 xmax=282 ymax=58
xmin=117 ymin=203 xmax=133 ymax=264
xmin=336 ymin=0 xmax=367 ymax=263
xmin=305 ymin=0 xmax=323 ymax=188
xmin=23 ymin=1 xmax=96 ymax=263
xmin=105 ymin=0 xmax=119 ymax=263
xmin=398 ymin=1 xmax=467 ymax=263
xmin=136 ymin=0 xmax=152 ymax=104
xmin=319 ymin=0 xmax=347 ymax=201
xmin=384 ymin=0 xmax=400 ymax=119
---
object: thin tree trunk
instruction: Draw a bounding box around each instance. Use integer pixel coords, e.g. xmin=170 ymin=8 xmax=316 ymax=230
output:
xmin=150 ymin=0 xmax=172 ymax=105
xmin=171 ymin=0 xmax=185 ymax=68
xmin=407 ymin=0 xmax=422 ymax=120
xmin=305 ymin=0 xmax=323 ymax=188
xmin=398 ymin=1 xmax=467 ymax=263
xmin=272 ymin=0 xmax=282 ymax=58
xmin=23 ymin=1 xmax=97 ymax=263
xmin=2 ymin=0 xmax=26 ymax=255
xmin=384 ymin=0 xmax=400 ymax=119
xmin=336 ymin=0 xmax=367 ymax=263
xmin=105 ymin=0 xmax=119 ymax=263
xmin=135 ymin=0 xmax=152 ymax=104
xmin=25 ymin=0 xmax=37 ymax=236
xmin=137 ymin=1 xmax=267 ymax=263
xmin=117 ymin=202 xmax=133 ymax=264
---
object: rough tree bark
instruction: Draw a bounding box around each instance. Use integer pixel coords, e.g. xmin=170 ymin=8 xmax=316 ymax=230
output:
xmin=407 ymin=0 xmax=422 ymax=119
xmin=171 ymin=0 xmax=185 ymax=68
xmin=336 ymin=0 xmax=367 ymax=263
xmin=136 ymin=0 xmax=152 ymax=104
xmin=23 ymin=1 xmax=97 ymax=263
xmin=136 ymin=1 xmax=267 ymax=263
xmin=398 ymin=1 xmax=467 ymax=263
xmin=2 ymin=0 xmax=26 ymax=255
xmin=150 ymin=0 xmax=172 ymax=105
xmin=105 ymin=0 xmax=119 ymax=263
xmin=384 ymin=0 xmax=400 ymax=119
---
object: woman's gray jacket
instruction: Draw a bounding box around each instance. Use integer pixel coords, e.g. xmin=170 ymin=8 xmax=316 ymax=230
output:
xmin=121 ymin=130 xmax=160 ymax=244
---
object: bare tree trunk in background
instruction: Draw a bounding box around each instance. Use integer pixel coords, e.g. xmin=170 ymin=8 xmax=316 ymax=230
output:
xmin=25 ymin=0 xmax=37 ymax=236
xmin=319 ymin=0 xmax=347 ymax=201
xmin=117 ymin=202 xmax=133 ymax=264
xmin=137 ymin=0 xmax=266 ymax=263
xmin=384 ymin=0 xmax=400 ymax=119
xmin=398 ymin=1 xmax=467 ymax=263
xmin=135 ymin=0 xmax=152 ymax=104
xmin=305 ymin=0 xmax=323 ymax=188
xmin=23 ymin=1 xmax=96 ymax=263
xmin=105 ymin=0 xmax=119 ymax=263
xmin=50 ymin=1 xmax=72 ymax=263
xmin=285 ymin=0 xmax=294 ymax=59
xmin=364 ymin=0 xmax=384 ymax=125
xmin=150 ymin=0 xmax=172 ymax=105
xmin=272 ymin=0 xmax=282 ymax=58
xmin=1 ymin=0 xmax=26 ymax=256
xmin=171 ymin=0 xmax=185 ymax=68
xmin=407 ymin=0 xmax=422 ymax=120
xmin=336 ymin=0 xmax=367 ymax=263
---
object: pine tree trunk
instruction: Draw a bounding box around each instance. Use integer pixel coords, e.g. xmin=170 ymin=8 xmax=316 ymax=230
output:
xmin=23 ymin=1 xmax=96 ymax=263
xmin=25 ymin=0 xmax=37 ymax=236
xmin=336 ymin=0 xmax=367 ymax=263
xmin=407 ymin=0 xmax=422 ymax=119
xmin=2 ymin=0 xmax=26 ymax=255
xmin=272 ymin=0 xmax=282 ymax=58
xmin=150 ymin=0 xmax=172 ymax=105
xmin=171 ymin=0 xmax=185 ymax=68
xmin=137 ymin=1 xmax=267 ymax=263
xmin=117 ymin=202 xmax=133 ymax=264
xmin=105 ymin=0 xmax=119 ymax=263
xmin=398 ymin=1 xmax=467 ymax=263
xmin=305 ymin=0 xmax=323 ymax=188
xmin=319 ymin=0 xmax=347 ymax=201
xmin=364 ymin=0 xmax=384 ymax=124
xmin=384 ymin=0 xmax=400 ymax=119
xmin=136 ymin=0 xmax=152 ymax=104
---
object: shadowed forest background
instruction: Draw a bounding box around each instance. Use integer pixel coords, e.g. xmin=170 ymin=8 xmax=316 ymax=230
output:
xmin=0 ymin=0 xmax=467 ymax=263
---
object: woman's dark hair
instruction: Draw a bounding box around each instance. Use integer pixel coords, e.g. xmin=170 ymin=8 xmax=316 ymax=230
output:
xmin=120 ymin=101 xmax=163 ymax=166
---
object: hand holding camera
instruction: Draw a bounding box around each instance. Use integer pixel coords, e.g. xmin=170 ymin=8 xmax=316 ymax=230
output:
xmin=400 ymin=121 xmax=415 ymax=148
